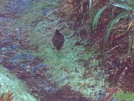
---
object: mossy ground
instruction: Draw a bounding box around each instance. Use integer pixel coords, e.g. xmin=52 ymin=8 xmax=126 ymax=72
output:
xmin=115 ymin=91 xmax=134 ymax=101
xmin=29 ymin=28 xmax=103 ymax=98
xmin=27 ymin=4 xmax=104 ymax=97
xmin=0 ymin=65 xmax=37 ymax=101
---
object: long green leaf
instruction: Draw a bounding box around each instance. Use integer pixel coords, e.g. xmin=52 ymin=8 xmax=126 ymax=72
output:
xmin=92 ymin=6 xmax=108 ymax=32
xmin=112 ymin=3 xmax=133 ymax=10
xmin=101 ymin=12 xmax=129 ymax=63
xmin=89 ymin=0 xmax=92 ymax=9
xmin=104 ymin=12 xmax=129 ymax=44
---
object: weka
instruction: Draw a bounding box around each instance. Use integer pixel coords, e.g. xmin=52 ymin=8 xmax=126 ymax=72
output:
xmin=52 ymin=29 xmax=64 ymax=50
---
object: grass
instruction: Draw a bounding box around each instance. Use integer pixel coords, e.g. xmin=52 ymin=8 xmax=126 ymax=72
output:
xmin=116 ymin=91 xmax=134 ymax=101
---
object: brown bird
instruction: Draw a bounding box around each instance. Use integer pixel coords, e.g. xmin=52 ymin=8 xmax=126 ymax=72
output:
xmin=52 ymin=29 xmax=64 ymax=50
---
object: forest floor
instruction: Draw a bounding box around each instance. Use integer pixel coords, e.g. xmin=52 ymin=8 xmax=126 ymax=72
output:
xmin=0 ymin=0 xmax=133 ymax=101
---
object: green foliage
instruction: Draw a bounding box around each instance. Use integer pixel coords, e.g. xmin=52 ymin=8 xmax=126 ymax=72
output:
xmin=116 ymin=91 xmax=134 ymax=101
xmin=92 ymin=0 xmax=134 ymax=62
xmin=112 ymin=3 xmax=133 ymax=10
xmin=101 ymin=12 xmax=131 ymax=62
xmin=92 ymin=6 xmax=108 ymax=32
